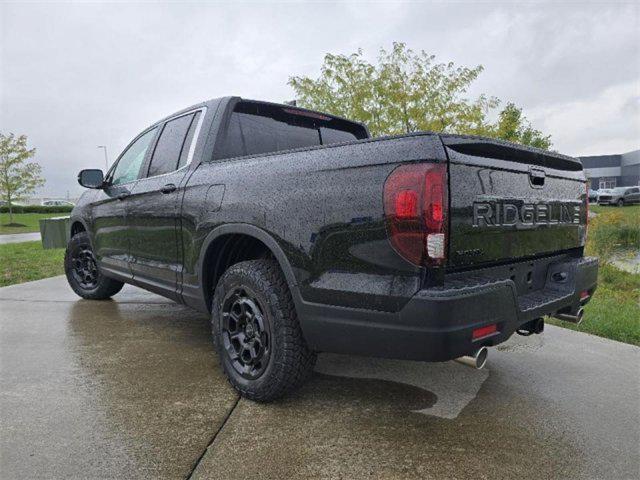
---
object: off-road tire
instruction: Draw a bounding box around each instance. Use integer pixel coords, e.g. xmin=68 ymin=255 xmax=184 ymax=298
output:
xmin=211 ymin=259 xmax=317 ymax=402
xmin=64 ymin=231 xmax=124 ymax=300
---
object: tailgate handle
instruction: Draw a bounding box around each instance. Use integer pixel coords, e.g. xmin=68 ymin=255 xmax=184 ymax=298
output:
xmin=529 ymin=168 xmax=545 ymax=187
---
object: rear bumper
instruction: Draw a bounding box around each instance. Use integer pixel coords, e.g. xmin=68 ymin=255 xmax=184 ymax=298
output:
xmin=298 ymin=256 xmax=598 ymax=362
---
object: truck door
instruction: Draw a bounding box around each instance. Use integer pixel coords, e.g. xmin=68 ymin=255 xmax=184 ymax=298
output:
xmin=126 ymin=111 xmax=202 ymax=300
xmin=91 ymin=127 xmax=158 ymax=279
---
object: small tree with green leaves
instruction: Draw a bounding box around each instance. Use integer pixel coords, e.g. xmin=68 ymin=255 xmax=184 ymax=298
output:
xmin=489 ymin=102 xmax=552 ymax=150
xmin=288 ymin=43 xmax=552 ymax=149
xmin=0 ymin=133 xmax=44 ymax=224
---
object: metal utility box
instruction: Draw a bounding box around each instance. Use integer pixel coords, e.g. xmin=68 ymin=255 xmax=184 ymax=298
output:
xmin=39 ymin=216 xmax=70 ymax=249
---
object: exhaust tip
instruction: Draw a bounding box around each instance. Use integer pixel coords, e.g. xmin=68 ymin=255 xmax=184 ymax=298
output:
xmin=553 ymin=308 xmax=585 ymax=325
xmin=454 ymin=347 xmax=488 ymax=370
xmin=475 ymin=347 xmax=488 ymax=369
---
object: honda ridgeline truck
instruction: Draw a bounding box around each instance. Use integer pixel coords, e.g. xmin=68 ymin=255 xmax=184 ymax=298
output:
xmin=67 ymin=97 xmax=598 ymax=401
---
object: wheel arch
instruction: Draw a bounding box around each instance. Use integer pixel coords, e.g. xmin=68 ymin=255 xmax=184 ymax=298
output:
xmin=70 ymin=219 xmax=87 ymax=237
xmin=68 ymin=218 xmax=98 ymax=252
xmin=197 ymin=224 xmax=300 ymax=313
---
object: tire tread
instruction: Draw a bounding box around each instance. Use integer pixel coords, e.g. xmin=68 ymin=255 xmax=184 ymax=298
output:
xmin=211 ymin=258 xmax=316 ymax=402
xmin=64 ymin=231 xmax=124 ymax=300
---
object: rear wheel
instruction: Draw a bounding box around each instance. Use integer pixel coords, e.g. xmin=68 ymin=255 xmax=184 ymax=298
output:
xmin=617 ymin=199 xmax=624 ymax=207
xmin=64 ymin=231 xmax=124 ymax=299
xmin=211 ymin=259 xmax=316 ymax=402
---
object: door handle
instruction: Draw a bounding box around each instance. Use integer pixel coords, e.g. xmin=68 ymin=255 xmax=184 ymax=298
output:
xmin=117 ymin=192 xmax=130 ymax=201
xmin=160 ymin=183 xmax=177 ymax=194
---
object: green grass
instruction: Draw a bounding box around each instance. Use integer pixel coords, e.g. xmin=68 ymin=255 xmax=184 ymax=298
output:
xmin=585 ymin=208 xmax=639 ymax=264
xmin=589 ymin=204 xmax=640 ymax=253
xmin=0 ymin=212 xmax=66 ymax=235
xmin=0 ymin=241 xmax=65 ymax=287
xmin=546 ymin=204 xmax=640 ymax=345
xmin=590 ymin=203 xmax=640 ymax=219
xmin=547 ymin=264 xmax=640 ymax=345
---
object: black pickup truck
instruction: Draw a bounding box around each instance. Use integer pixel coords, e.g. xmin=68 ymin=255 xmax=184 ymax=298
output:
xmin=67 ymin=97 xmax=598 ymax=401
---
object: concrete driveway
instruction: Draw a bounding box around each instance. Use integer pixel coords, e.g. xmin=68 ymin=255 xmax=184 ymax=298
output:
xmin=1 ymin=276 xmax=638 ymax=479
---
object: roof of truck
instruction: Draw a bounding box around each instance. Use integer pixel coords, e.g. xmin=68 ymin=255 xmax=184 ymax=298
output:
xmin=153 ymin=96 xmax=369 ymax=137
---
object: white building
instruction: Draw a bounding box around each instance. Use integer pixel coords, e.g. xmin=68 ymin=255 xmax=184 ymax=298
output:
xmin=579 ymin=149 xmax=640 ymax=190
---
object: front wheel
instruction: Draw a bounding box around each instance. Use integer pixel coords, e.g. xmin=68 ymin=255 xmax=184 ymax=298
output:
xmin=211 ymin=259 xmax=316 ymax=402
xmin=64 ymin=231 xmax=124 ymax=299
xmin=617 ymin=199 xmax=625 ymax=207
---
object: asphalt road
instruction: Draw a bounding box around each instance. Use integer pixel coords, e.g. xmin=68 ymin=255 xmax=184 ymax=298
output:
xmin=1 ymin=276 xmax=638 ymax=479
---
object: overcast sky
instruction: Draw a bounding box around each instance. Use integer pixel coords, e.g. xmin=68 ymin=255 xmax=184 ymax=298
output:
xmin=1 ymin=0 xmax=638 ymax=198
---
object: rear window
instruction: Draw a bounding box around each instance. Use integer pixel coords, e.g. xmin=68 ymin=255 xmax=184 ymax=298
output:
xmin=216 ymin=101 xmax=367 ymax=159
xmin=320 ymin=126 xmax=360 ymax=145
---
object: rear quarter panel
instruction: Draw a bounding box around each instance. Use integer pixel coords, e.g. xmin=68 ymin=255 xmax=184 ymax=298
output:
xmin=180 ymin=134 xmax=446 ymax=313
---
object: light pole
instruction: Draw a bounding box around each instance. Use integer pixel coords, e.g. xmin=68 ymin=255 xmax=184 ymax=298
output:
xmin=97 ymin=145 xmax=109 ymax=170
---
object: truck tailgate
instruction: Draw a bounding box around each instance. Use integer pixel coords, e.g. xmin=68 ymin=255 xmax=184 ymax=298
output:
xmin=442 ymin=136 xmax=588 ymax=269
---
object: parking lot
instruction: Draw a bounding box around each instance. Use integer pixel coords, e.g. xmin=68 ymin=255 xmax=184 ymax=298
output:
xmin=1 ymin=276 xmax=638 ymax=479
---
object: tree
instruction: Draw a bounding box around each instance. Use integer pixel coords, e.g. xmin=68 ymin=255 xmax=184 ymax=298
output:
xmin=0 ymin=133 xmax=44 ymax=224
xmin=288 ymin=42 xmax=552 ymax=149
xmin=490 ymin=102 xmax=552 ymax=150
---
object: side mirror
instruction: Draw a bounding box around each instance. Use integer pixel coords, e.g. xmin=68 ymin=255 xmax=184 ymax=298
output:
xmin=78 ymin=169 xmax=104 ymax=189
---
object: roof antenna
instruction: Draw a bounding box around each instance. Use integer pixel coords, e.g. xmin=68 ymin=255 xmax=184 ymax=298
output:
xmin=284 ymin=100 xmax=297 ymax=106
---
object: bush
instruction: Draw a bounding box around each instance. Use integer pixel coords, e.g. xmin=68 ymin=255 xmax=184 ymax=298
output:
xmin=586 ymin=210 xmax=640 ymax=263
xmin=0 ymin=204 xmax=73 ymax=214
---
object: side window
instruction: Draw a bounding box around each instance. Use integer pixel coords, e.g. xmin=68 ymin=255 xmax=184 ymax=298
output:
xmin=177 ymin=111 xmax=201 ymax=170
xmin=111 ymin=128 xmax=157 ymax=186
xmin=147 ymin=113 xmax=195 ymax=178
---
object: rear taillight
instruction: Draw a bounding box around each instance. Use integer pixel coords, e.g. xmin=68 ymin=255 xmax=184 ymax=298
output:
xmin=383 ymin=162 xmax=448 ymax=266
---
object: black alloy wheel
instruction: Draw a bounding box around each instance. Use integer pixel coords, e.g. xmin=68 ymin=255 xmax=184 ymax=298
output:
xmin=64 ymin=231 xmax=124 ymax=300
xmin=211 ymin=259 xmax=317 ymax=402
xmin=70 ymin=244 xmax=99 ymax=290
xmin=221 ymin=286 xmax=271 ymax=380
